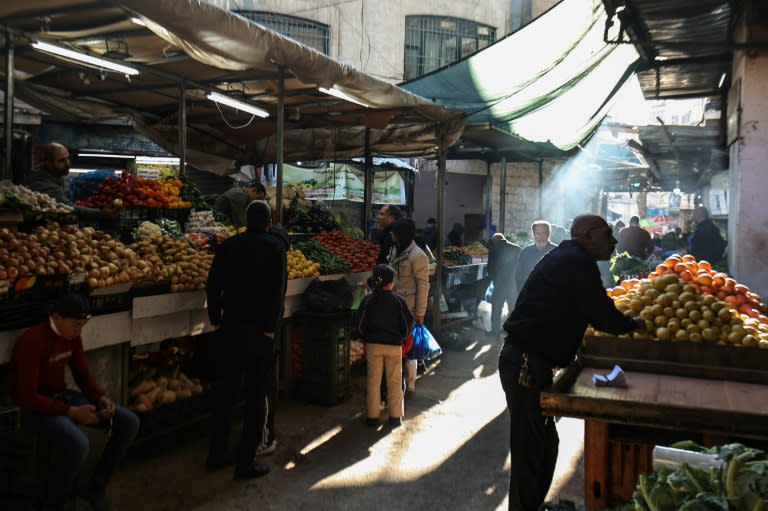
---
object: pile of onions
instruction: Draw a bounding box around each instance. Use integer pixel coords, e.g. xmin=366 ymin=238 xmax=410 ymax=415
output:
xmin=0 ymin=223 xmax=153 ymax=288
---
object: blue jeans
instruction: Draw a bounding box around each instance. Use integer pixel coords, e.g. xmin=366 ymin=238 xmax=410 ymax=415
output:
xmin=21 ymin=390 xmax=140 ymax=510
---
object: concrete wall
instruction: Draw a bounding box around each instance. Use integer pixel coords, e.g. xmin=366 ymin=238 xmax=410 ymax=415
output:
xmin=728 ymin=8 xmax=768 ymax=297
xmin=488 ymin=159 xmax=567 ymax=235
xmin=412 ymin=169 xmax=487 ymax=241
xmin=215 ymin=0 xmax=553 ymax=81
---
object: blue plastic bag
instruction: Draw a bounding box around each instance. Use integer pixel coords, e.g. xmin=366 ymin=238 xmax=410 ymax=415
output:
xmin=407 ymin=323 xmax=442 ymax=361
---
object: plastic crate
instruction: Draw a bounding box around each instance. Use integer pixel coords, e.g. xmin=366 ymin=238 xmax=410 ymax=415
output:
xmin=294 ymin=311 xmax=351 ymax=405
xmin=0 ymin=407 xmax=20 ymax=434
xmin=0 ymin=300 xmax=49 ymax=330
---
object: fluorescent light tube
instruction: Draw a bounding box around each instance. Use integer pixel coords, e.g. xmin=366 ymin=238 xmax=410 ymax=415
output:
xmin=32 ymin=40 xmax=140 ymax=76
xmin=206 ymin=92 xmax=269 ymax=118
xmin=79 ymin=153 xmax=135 ymax=159
xmin=318 ymin=87 xmax=369 ymax=108
xmin=718 ymin=72 xmax=727 ymax=88
xmin=135 ymin=156 xmax=180 ymax=164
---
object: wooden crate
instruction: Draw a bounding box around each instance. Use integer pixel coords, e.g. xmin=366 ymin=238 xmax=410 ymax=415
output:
xmin=581 ymin=335 xmax=768 ymax=384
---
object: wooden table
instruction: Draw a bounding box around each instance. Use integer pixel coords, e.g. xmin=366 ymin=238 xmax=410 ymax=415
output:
xmin=540 ymin=348 xmax=768 ymax=510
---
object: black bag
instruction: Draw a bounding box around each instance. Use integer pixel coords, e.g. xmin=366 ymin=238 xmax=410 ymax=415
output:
xmin=303 ymin=278 xmax=354 ymax=313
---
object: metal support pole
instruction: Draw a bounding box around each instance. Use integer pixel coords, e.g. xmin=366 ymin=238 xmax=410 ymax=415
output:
xmin=538 ymin=158 xmax=544 ymax=219
xmin=499 ymin=157 xmax=507 ymax=234
xmin=3 ymin=33 xmax=14 ymax=181
xmin=276 ymin=68 xmax=285 ymax=222
xmin=363 ymin=128 xmax=373 ymax=232
xmin=432 ymin=126 xmax=447 ymax=333
xmin=178 ymin=81 xmax=187 ymax=177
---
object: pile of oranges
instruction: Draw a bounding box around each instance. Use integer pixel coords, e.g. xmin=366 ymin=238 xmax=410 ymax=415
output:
xmin=608 ymin=254 xmax=765 ymax=321
xmin=600 ymin=254 xmax=768 ymax=349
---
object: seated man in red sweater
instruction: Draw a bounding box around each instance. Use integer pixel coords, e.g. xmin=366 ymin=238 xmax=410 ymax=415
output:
xmin=11 ymin=294 xmax=140 ymax=511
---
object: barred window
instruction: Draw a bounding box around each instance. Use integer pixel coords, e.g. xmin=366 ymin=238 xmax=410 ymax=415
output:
xmin=235 ymin=11 xmax=330 ymax=54
xmin=404 ymin=16 xmax=495 ymax=80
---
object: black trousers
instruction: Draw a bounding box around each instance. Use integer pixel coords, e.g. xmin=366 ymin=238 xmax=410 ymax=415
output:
xmin=208 ymin=324 xmax=275 ymax=468
xmin=498 ymin=343 xmax=559 ymax=511
xmin=491 ymin=281 xmax=517 ymax=332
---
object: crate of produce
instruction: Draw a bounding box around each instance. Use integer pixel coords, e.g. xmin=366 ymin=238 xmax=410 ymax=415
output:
xmin=293 ymin=311 xmax=351 ymax=405
xmin=135 ymin=388 xmax=212 ymax=437
xmin=581 ymin=335 xmax=768 ymax=384
xmin=87 ymin=281 xmax=133 ymax=315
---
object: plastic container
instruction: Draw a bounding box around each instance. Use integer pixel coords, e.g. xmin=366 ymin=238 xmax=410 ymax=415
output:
xmin=652 ymin=446 xmax=724 ymax=471
xmin=293 ymin=311 xmax=351 ymax=405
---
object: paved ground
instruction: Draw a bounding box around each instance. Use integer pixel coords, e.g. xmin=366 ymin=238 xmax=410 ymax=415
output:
xmin=103 ymin=315 xmax=586 ymax=511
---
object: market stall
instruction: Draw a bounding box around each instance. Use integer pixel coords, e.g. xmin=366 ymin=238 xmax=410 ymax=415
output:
xmin=0 ymin=183 xmax=380 ymax=437
xmin=540 ymin=254 xmax=768 ymax=510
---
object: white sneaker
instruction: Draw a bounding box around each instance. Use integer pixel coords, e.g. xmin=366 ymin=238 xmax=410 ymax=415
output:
xmin=254 ymin=440 xmax=277 ymax=457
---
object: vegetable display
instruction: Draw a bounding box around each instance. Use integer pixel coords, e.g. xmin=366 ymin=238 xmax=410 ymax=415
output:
xmin=312 ymin=230 xmax=379 ymax=273
xmin=293 ymin=240 xmax=350 ymax=275
xmin=626 ymin=441 xmax=768 ymax=511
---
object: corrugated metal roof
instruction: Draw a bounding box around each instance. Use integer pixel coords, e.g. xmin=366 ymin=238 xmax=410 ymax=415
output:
xmin=602 ymin=0 xmax=734 ymax=99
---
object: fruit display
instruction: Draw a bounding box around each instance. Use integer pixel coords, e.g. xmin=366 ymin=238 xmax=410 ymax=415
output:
xmin=129 ymin=235 xmax=212 ymax=292
xmin=453 ymin=242 xmax=489 ymax=259
xmin=443 ymin=248 xmax=472 ymax=266
xmin=287 ymin=248 xmax=321 ymax=280
xmin=312 ymin=230 xmax=379 ymax=273
xmin=76 ymin=173 xmax=191 ymax=209
xmin=293 ymin=240 xmax=351 ymax=275
xmin=598 ymin=255 xmax=768 ymax=349
xmin=0 ymin=224 xmax=149 ymax=287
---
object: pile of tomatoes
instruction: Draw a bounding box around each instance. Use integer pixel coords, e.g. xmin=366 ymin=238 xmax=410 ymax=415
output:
xmin=76 ymin=174 xmax=192 ymax=209
xmin=313 ymin=230 xmax=379 ymax=273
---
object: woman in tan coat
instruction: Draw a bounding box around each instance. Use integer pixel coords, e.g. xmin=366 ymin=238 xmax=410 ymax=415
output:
xmin=388 ymin=218 xmax=430 ymax=393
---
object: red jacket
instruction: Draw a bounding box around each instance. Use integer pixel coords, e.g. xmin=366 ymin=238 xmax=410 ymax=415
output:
xmin=11 ymin=320 xmax=104 ymax=415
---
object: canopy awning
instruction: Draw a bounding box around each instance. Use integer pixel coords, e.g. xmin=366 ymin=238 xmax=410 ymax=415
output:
xmin=0 ymin=0 xmax=465 ymax=174
xmin=400 ymin=0 xmax=639 ymax=161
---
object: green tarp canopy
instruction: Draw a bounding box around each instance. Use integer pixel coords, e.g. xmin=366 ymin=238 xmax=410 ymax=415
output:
xmin=400 ymin=0 xmax=640 ymax=160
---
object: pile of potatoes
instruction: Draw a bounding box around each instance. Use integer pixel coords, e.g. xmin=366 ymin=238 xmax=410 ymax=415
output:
xmin=129 ymin=235 xmax=212 ymax=292
xmin=128 ymin=368 xmax=204 ymax=413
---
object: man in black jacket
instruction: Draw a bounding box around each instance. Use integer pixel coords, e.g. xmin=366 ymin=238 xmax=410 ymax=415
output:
xmin=689 ymin=206 xmax=726 ymax=263
xmin=375 ymin=205 xmax=403 ymax=263
xmin=498 ymin=214 xmax=644 ymax=511
xmin=205 ymin=200 xmax=287 ymax=480
xmin=487 ymin=233 xmax=521 ymax=336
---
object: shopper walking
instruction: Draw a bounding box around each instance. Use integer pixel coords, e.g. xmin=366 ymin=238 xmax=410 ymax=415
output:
xmin=205 ymin=200 xmax=287 ymax=480
xmin=514 ymin=220 xmax=557 ymax=292
xmin=388 ymin=218 xmax=430 ymax=393
xmin=353 ymin=264 xmax=413 ymax=427
xmin=487 ymin=233 xmax=521 ymax=336
xmin=498 ymin=214 xmax=644 ymax=511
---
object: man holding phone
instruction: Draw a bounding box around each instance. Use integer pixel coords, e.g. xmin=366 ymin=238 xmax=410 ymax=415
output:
xmin=11 ymin=294 xmax=140 ymax=511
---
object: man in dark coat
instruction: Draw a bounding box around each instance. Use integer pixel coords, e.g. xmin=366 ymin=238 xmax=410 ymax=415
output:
xmin=689 ymin=206 xmax=727 ymax=263
xmin=498 ymin=214 xmax=644 ymax=511
xmin=616 ymin=216 xmax=655 ymax=259
xmin=375 ymin=205 xmax=403 ymax=263
xmin=487 ymin=233 xmax=521 ymax=336
xmin=205 ymin=200 xmax=287 ymax=480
